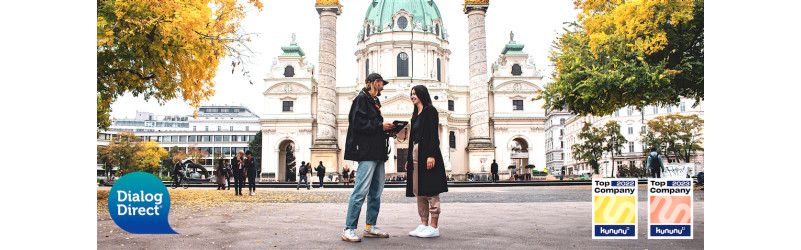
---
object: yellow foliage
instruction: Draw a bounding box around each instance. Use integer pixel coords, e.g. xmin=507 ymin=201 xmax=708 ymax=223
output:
xmin=575 ymin=0 xmax=694 ymax=55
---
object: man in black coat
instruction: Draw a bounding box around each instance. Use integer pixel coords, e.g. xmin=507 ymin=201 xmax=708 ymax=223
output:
xmin=172 ymin=157 xmax=185 ymax=187
xmin=315 ymin=161 xmax=326 ymax=189
xmin=490 ymin=159 xmax=499 ymax=183
xmin=341 ymin=73 xmax=396 ymax=242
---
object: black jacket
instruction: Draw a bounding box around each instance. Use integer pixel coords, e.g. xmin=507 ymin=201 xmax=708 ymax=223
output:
xmin=344 ymin=88 xmax=390 ymax=162
xmin=491 ymin=162 xmax=499 ymax=173
xmin=173 ymin=161 xmax=185 ymax=173
xmin=405 ymin=106 xmax=448 ymax=197
xmin=232 ymin=157 xmax=245 ymax=177
xmin=316 ymin=164 xmax=326 ymax=176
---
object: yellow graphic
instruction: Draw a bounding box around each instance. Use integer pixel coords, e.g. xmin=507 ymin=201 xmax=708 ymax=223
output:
xmin=594 ymin=196 xmax=636 ymax=224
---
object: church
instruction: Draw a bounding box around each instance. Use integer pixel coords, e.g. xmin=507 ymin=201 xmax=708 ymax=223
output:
xmin=259 ymin=0 xmax=547 ymax=181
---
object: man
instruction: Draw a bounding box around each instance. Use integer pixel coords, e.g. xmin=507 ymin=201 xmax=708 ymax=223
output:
xmin=315 ymin=161 xmax=326 ymax=189
xmin=646 ymin=148 xmax=664 ymax=178
xmin=341 ymin=73 xmax=396 ymax=242
xmin=172 ymin=157 xmax=185 ymax=187
xmin=297 ymin=161 xmax=310 ymax=190
xmin=490 ymin=159 xmax=499 ymax=183
xmin=245 ymin=151 xmax=257 ymax=195
xmin=560 ymin=166 xmax=565 ymax=181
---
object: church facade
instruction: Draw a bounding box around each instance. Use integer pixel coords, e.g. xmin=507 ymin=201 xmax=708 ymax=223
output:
xmin=260 ymin=0 xmax=546 ymax=181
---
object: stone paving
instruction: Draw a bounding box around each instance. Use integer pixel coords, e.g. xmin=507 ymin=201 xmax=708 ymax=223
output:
xmin=97 ymin=186 xmax=704 ymax=249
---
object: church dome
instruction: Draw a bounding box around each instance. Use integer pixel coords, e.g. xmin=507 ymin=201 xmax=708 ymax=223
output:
xmin=363 ymin=0 xmax=443 ymax=36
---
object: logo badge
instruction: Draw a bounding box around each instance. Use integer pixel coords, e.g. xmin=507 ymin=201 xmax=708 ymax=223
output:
xmin=648 ymin=179 xmax=693 ymax=239
xmin=592 ymin=178 xmax=638 ymax=239
xmin=108 ymin=172 xmax=178 ymax=234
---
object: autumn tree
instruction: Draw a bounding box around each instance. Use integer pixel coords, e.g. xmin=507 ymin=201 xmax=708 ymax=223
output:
xmin=98 ymin=131 xmax=167 ymax=174
xmin=572 ymin=122 xmax=605 ymax=174
xmin=97 ymin=0 xmax=263 ymax=131
xmin=641 ymin=114 xmax=704 ymax=163
xmin=538 ymin=0 xmax=703 ymax=116
xmin=603 ymin=120 xmax=628 ymax=176
xmin=136 ymin=141 xmax=169 ymax=173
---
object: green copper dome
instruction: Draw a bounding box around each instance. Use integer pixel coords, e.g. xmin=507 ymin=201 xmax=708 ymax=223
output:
xmin=363 ymin=0 xmax=443 ymax=35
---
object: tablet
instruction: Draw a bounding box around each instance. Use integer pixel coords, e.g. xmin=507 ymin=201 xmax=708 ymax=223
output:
xmin=390 ymin=120 xmax=409 ymax=133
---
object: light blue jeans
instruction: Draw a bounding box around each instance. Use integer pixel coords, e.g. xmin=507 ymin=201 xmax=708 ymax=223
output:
xmin=297 ymin=175 xmax=309 ymax=189
xmin=345 ymin=160 xmax=386 ymax=229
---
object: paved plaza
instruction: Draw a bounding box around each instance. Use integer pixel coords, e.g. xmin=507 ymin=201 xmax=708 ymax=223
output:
xmin=97 ymin=186 xmax=704 ymax=249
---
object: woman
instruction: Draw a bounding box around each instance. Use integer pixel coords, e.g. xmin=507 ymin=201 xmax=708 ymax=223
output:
xmin=342 ymin=165 xmax=350 ymax=186
xmin=405 ymin=85 xmax=448 ymax=238
xmin=216 ymin=157 xmax=228 ymax=190
xmin=231 ymin=151 xmax=245 ymax=196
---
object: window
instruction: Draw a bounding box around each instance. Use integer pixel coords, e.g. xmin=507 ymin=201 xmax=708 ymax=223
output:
xmin=246 ymin=126 xmax=249 ymax=131
xmin=163 ymin=136 xmax=170 ymax=142
xmin=223 ymin=147 xmax=231 ymax=156
xmin=366 ymin=24 xmax=370 ymax=36
xmin=193 ymin=126 xmax=196 ymax=131
xmin=437 ymin=58 xmax=441 ymax=81
xmin=560 ymin=129 xmax=564 ymax=136
xmin=223 ymin=135 xmax=231 ymax=142
xmin=284 ymin=66 xmax=295 ymax=77
xmin=171 ymin=136 xmax=178 ymax=142
xmin=397 ymin=16 xmax=408 ymax=29
xmin=189 ymin=136 xmax=196 ymax=142
xmin=283 ymin=101 xmax=294 ymax=112
xmin=680 ymin=102 xmax=686 ymax=112
xmin=239 ymin=135 xmax=247 ymax=142
xmin=511 ymin=64 xmax=522 ymax=76
xmin=448 ymin=100 xmax=454 ymax=111
xmin=561 ymin=141 xmax=564 ymax=148
xmin=449 ymin=131 xmax=456 ymax=148
xmin=201 ymin=135 xmax=210 ymax=142
xmin=653 ymin=106 xmax=659 ymax=114
xmin=628 ymin=127 xmax=633 ymax=135
xmin=666 ymin=106 xmax=672 ymax=113
xmin=614 ymin=110 xmax=619 ymax=117
xmin=513 ymin=100 xmax=524 ymax=110
xmin=627 ymin=107 xmax=632 ymax=116
xmin=397 ymin=52 xmax=409 ymax=77
xmin=214 ymin=147 xmax=221 ymax=155
xmin=217 ymin=126 xmax=221 ymax=131
xmin=214 ymin=135 xmax=222 ymax=142
xmin=230 ymin=126 xmax=234 ymax=131
xmin=629 ymin=142 xmax=635 ymax=152
xmin=205 ymin=126 xmax=208 ymax=131
xmin=435 ymin=23 xmax=440 ymax=36
xmin=560 ymin=118 xmax=565 ymax=124
xmin=180 ymin=136 xmax=187 ymax=142
xmin=365 ymin=59 xmax=370 ymax=79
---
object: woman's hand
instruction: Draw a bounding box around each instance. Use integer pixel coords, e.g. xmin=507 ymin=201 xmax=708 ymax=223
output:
xmin=426 ymin=157 xmax=435 ymax=170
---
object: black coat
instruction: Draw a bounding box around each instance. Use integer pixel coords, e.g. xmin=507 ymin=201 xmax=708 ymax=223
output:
xmin=231 ymin=157 xmax=245 ymax=177
xmin=491 ymin=162 xmax=499 ymax=174
xmin=405 ymin=106 xmax=448 ymax=197
xmin=344 ymin=88 xmax=390 ymax=162
xmin=316 ymin=165 xmax=326 ymax=176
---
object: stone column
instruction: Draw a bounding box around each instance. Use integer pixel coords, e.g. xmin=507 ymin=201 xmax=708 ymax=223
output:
xmin=311 ymin=3 xmax=342 ymax=171
xmin=463 ymin=1 xmax=494 ymax=180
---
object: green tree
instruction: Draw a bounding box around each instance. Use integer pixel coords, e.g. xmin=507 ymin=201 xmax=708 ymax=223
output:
xmin=538 ymin=0 xmax=703 ymax=116
xmin=642 ymin=114 xmax=704 ymax=163
xmin=572 ymin=122 xmax=605 ymax=174
xmin=248 ymin=131 xmax=262 ymax=172
xmin=98 ymin=131 xmax=140 ymax=174
xmin=97 ymin=0 xmax=263 ymax=131
xmin=603 ymin=121 xmax=628 ymax=176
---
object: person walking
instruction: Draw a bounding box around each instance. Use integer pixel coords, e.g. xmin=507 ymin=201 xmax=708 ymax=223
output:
xmin=342 ymin=165 xmax=350 ymax=187
xmin=226 ymin=160 xmax=233 ymax=190
xmin=646 ymin=148 xmax=665 ymax=178
xmin=490 ymin=159 xmax=499 ymax=183
xmin=245 ymin=151 xmax=257 ymax=195
xmin=341 ymin=73 xmax=396 ymax=242
xmin=297 ymin=161 xmax=310 ymax=190
xmin=232 ymin=151 xmax=245 ymax=196
xmin=316 ymin=161 xmax=326 ymax=189
xmin=404 ymin=85 xmax=448 ymax=238
xmin=216 ymin=158 xmax=228 ymax=190
xmin=172 ymin=157 xmax=185 ymax=187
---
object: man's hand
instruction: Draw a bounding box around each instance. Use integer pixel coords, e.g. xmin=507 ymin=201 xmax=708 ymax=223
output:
xmin=382 ymin=122 xmax=395 ymax=131
xmin=427 ymin=157 xmax=435 ymax=170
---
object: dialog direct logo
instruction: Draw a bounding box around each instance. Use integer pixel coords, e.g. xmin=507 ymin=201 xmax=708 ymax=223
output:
xmin=108 ymin=172 xmax=178 ymax=234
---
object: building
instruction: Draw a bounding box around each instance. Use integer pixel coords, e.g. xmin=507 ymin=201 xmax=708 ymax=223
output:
xmin=98 ymin=105 xmax=262 ymax=174
xmin=558 ymin=100 xmax=705 ymax=177
xmin=259 ymin=0 xmax=547 ymax=181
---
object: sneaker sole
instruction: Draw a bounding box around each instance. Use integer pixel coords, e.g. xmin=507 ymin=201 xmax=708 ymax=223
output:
xmin=363 ymin=234 xmax=389 ymax=238
xmin=417 ymin=234 xmax=440 ymax=238
xmin=341 ymin=235 xmax=361 ymax=242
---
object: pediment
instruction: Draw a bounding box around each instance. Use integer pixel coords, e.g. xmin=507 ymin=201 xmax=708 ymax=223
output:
xmin=265 ymin=82 xmax=312 ymax=95
xmin=494 ymin=80 xmax=541 ymax=92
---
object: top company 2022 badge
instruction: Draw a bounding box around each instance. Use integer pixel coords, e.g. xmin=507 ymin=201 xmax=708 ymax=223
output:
xmin=592 ymin=178 xmax=638 ymax=239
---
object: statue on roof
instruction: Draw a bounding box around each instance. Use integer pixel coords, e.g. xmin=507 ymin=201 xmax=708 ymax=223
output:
xmin=509 ymin=31 xmax=515 ymax=44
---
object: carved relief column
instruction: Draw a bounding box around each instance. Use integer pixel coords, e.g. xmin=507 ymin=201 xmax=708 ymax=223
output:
xmin=462 ymin=0 xmax=494 ymax=181
xmin=311 ymin=2 xmax=342 ymax=173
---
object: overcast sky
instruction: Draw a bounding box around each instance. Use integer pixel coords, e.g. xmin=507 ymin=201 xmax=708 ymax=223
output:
xmin=109 ymin=0 xmax=579 ymax=119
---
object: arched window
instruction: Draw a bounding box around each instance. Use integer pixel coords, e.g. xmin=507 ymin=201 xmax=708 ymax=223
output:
xmin=284 ymin=66 xmax=295 ymax=77
xmin=436 ymin=58 xmax=441 ymax=82
xmin=365 ymin=59 xmax=370 ymax=79
xmin=397 ymin=16 xmax=408 ymax=30
xmin=560 ymin=118 xmax=566 ymax=124
xmin=511 ymin=64 xmax=522 ymax=76
xmin=397 ymin=52 xmax=409 ymax=77
xmin=366 ymin=24 xmax=370 ymax=36
xmin=435 ymin=23 xmax=440 ymax=36
xmin=449 ymin=131 xmax=456 ymax=148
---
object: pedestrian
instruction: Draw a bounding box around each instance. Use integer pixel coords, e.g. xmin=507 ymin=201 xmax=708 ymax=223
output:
xmin=646 ymin=148 xmax=664 ymax=178
xmin=297 ymin=161 xmax=310 ymax=190
xmin=350 ymin=170 xmax=355 ymax=183
xmin=560 ymin=166 xmax=565 ymax=181
xmin=226 ymin=160 xmax=233 ymax=190
xmin=172 ymin=156 xmax=185 ymax=187
xmin=232 ymin=151 xmax=245 ymax=196
xmin=216 ymin=157 xmax=228 ymax=190
xmin=405 ymin=85 xmax=449 ymax=238
xmin=341 ymin=73 xmax=396 ymax=242
xmin=342 ymin=165 xmax=350 ymax=187
xmin=491 ymin=160 xmax=499 ymax=183
xmin=316 ymin=161 xmax=326 ymax=189
xmin=245 ymin=150 xmax=257 ymax=195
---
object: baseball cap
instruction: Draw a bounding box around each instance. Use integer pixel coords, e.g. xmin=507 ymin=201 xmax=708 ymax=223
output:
xmin=366 ymin=73 xmax=389 ymax=85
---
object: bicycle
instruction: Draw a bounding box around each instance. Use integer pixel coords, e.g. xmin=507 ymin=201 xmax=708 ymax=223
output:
xmin=171 ymin=171 xmax=188 ymax=189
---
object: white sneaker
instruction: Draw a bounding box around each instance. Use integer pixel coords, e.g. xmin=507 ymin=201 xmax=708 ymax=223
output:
xmin=363 ymin=226 xmax=389 ymax=238
xmin=408 ymin=225 xmax=428 ymax=236
xmin=341 ymin=229 xmax=361 ymax=242
xmin=417 ymin=226 xmax=440 ymax=238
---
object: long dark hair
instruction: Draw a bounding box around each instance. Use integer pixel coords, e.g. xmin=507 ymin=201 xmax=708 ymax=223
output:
xmin=411 ymin=85 xmax=433 ymax=122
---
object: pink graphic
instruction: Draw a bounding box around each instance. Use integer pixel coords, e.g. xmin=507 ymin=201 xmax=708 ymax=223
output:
xmin=649 ymin=196 xmax=691 ymax=223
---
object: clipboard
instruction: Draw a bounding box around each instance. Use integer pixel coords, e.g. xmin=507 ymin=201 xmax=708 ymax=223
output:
xmin=390 ymin=120 xmax=409 ymax=133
